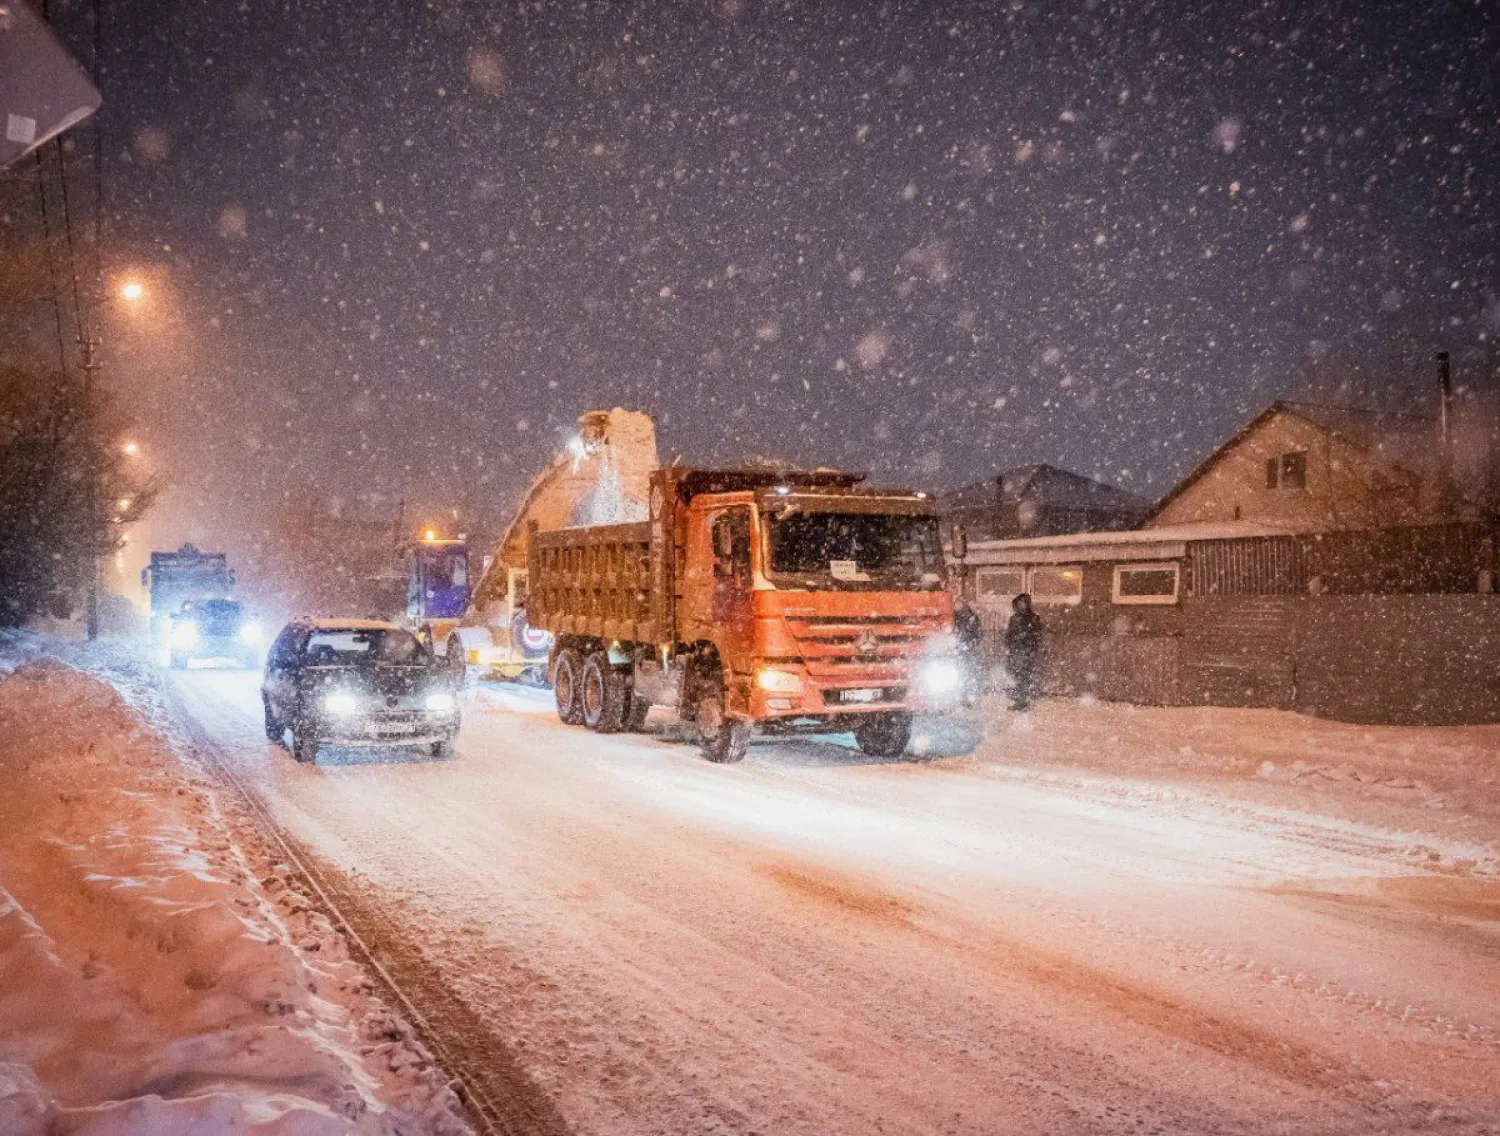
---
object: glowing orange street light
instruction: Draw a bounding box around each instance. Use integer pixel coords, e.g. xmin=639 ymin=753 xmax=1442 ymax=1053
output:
xmin=119 ymin=280 xmax=146 ymax=303
xmin=122 ymin=440 xmax=140 ymax=456
xmin=424 ymin=528 xmax=438 ymax=542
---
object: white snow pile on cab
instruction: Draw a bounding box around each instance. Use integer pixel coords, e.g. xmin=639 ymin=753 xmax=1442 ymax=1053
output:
xmin=0 ymin=658 xmax=468 ymax=1135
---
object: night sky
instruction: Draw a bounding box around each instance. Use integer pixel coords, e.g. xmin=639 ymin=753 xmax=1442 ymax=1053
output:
xmin=71 ymin=0 xmax=1500 ymax=553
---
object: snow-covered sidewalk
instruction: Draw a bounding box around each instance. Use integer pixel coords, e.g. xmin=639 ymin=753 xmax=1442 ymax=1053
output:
xmin=0 ymin=648 xmax=468 ymax=1134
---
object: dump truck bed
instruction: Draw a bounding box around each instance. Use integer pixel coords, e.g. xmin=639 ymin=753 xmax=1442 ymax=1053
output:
xmin=529 ymin=520 xmax=657 ymax=644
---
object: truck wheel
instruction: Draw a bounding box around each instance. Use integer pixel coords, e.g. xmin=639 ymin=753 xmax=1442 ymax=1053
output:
xmin=292 ymin=729 xmax=319 ymax=765
xmin=553 ymin=648 xmax=585 ymax=725
xmin=854 ymin=712 xmax=912 ymax=759
xmin=696 ymin=682 xmax=750 ymax=764
xmin=263 ymin=699 xmax=283 ymax=745
xmin=581 ymin=653 xmax=628 ymax=733
xmin=624 ymin=693 xmax=650 ymax=733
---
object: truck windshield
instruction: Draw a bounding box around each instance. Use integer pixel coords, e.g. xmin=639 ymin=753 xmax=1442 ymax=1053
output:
xmin=764 ymin=512 xmax=944 ymax=588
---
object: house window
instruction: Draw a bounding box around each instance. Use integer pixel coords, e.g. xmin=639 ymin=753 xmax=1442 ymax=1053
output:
xmin=973 ymin=566 xmax=1025 ymax=609
xmin=1112 ymin=562 xmax=1180 ymax=605
xmin=1028 ymin=565 xmax=1084 ymax=606
xmin=1266 ymin=451 xmax=1308 ymax=491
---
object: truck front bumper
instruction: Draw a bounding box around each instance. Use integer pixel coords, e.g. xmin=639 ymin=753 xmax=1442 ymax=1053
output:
xmin=746 ymin=658 xmax=963 ymax=720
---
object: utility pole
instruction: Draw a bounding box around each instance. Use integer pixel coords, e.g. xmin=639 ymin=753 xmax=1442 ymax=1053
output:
xmin=1437 ymin=351 xmax=1455 ymax=517
xmin=80 ymin=319 xmax=101 ymax=639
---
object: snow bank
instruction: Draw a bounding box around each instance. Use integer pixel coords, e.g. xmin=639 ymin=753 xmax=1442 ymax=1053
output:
xmin=0 ymin=657 xmax=468 ymax=1134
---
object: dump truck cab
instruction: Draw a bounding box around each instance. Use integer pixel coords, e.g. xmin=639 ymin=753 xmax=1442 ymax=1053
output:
xmin=678 ymin=481 xmax=955 ymax=727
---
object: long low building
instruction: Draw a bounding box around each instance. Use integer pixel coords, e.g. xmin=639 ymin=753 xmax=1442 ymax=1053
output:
xmin=955 ymin=519 xmax=1500 ymax=725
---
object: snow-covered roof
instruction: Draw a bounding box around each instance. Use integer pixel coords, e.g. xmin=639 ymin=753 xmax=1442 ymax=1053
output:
xmin=944 ymin=464 xmax=1143 ymax=511
xmin=962 ymin=520 xmax=1296 ymax=565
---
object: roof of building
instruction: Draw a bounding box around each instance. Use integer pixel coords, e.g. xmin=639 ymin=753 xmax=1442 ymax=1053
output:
xmin=945 ymin=463 xmax=1145 ymax=511
xmin=961 ymin=520 xmax=1297 ymax=566
xmin=1146 ymin=400 xmax=1437 ymax=523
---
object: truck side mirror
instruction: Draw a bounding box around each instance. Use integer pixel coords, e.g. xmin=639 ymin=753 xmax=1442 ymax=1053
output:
xmin=951 ymin=524 xmax=968 ymax=561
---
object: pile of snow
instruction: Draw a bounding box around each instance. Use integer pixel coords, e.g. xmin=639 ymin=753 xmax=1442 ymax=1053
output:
xmin=0 ymin=658 xmax=468 ymax=1134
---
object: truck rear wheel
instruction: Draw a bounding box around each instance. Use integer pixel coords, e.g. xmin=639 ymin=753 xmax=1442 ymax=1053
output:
xmin=553 ymin=647 xmax=585 ymax=725
xmin=854 ymin=712 xmax=912 ymax=759
xmin=624 ymin=693 xmax=650 ymax=732
xmin=581 ymin=653 xmax=628 ymax=733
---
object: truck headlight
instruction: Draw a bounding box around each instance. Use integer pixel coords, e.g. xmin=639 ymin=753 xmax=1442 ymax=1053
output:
xmin=171 ymin=621 xmax=199 ymax=647
xmin=322 ymin=691 xmax=359 ymax=716
xmin=238 ymin=620 xmax=263 ymax=645
xmin=756 ymin=668 xmax=804 ymax=694
xmin=425 ymin=691 xmax=456 ymax=713
xmin=919 ymin=658 xmax=961 ymax=697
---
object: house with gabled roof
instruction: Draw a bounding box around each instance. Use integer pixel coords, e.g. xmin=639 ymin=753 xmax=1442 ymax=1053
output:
xmin=1147 ymin=400 xmax=1474 ymax=532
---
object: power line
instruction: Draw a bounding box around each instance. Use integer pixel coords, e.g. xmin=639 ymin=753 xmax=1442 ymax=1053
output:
xmin=31 ymin=148 xmax=71 ymax=375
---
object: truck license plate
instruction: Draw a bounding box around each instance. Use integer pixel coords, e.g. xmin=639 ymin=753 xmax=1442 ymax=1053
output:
xmin=840 ymin=688 xmax=880 ymax=703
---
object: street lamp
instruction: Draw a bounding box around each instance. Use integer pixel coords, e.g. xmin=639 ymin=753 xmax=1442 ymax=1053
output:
xmin=79 ymin=277 xmax=149 ymax=640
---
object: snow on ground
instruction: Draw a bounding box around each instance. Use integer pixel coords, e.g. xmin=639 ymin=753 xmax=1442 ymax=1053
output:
xmin=170 ymin=667 xmax=1500 ymax=1135
xmin=978 ymin=698 xmax=1500 ymax=870
xmin=0 ymin=636 xmax=468 ymax=1135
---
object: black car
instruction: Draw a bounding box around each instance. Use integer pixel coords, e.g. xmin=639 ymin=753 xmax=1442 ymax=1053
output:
xmin=261 ymin=619 xmax=461 ymax=764
xmin=168 ymin=598 xmax=264 ymax=669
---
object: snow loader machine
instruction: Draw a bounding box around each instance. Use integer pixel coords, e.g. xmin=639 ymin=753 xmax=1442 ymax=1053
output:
xmin=527 ymin=466 xmax=963 ymax=763
xmin=413 ymin=408 xmax=659 ymax=684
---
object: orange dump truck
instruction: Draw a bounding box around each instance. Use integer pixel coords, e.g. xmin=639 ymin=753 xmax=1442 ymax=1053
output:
xmin=527 ymin=468 xmax=960 ymax=763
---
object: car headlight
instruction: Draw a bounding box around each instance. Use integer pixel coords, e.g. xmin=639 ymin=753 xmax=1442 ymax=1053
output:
xmin=171 ymin=621 xmax=199 ymax=647
xmin=756 ymin=668 xmax=804 ymax=694
xmin=920 ymin=658 xmax=961 ymax=697
xmin=425 ymin=691 xmax=456 ymax=713
xmin=322 ymin=691 xmax=360 ymax=716
xmin=238 ymin=620 xmax=263 ymax=645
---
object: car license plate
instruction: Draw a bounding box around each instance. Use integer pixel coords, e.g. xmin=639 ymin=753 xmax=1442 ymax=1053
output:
xmin=374 ymin=721 xmax=411 ymax=736
xmin=840 ymin=688 xmax=880 ymax=704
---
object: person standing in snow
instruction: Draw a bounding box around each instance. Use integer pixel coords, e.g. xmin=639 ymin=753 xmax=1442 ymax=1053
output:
xmin=952 ymin=596 xmax=984 ymax=705
xmin=1004 ymin=593 xmax=1043 ymax=711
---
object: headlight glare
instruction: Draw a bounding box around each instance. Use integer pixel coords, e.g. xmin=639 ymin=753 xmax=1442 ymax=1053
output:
xmin=238 ymin=620 xmax=263 ymax=645
xmin=171 ymin=621 xmax=198 ymax=647
xmin=322 ymin=691 xmax=359 ymax=716
xmin=425 ymin=691 xmax=456 ymax=713
xmin=920 ymin=658 xmax=961 ymax=697
xmin=756 ymin=668 xmax=804 ymax=694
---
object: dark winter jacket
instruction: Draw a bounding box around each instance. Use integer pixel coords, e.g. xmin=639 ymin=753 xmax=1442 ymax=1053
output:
xmin=954 ymin=605 xmax=983 ymax=655
xmin=1004 ymin=610 xmax=1042 ymax=660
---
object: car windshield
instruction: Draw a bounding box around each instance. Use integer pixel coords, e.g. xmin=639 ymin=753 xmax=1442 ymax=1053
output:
xmin=764 ymin=511 xmax=944 ymax=588
xmin=302 ymin=628 xmax=431 ymax=667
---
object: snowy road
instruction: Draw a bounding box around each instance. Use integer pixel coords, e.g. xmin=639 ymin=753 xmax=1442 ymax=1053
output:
xmin=168 ymin=668 xmax=1500 ymax=1135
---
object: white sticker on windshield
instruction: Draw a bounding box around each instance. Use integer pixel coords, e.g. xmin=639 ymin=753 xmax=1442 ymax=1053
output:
xmin=830 ymin=560 xmax=868 ymax=581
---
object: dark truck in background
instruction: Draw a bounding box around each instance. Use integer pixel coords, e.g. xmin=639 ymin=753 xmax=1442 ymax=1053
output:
xmin=142 ymin=545 xmax=233 ymax=640
xmin=528 ymin=467 xmax=963 ymax=763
